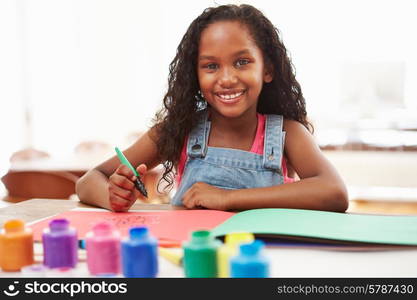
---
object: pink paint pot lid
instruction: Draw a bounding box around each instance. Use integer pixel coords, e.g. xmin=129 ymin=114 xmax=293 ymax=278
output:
xmin=91 ymin=221 xmax=118 ymax=237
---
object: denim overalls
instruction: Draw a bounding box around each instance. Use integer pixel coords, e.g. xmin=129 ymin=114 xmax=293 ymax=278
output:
xmin=171 ymin=109 xmax=285 ymax=206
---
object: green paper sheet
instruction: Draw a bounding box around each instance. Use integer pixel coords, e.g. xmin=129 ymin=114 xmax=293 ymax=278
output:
xmin=210 ymin=208 xmax=417 ymax=246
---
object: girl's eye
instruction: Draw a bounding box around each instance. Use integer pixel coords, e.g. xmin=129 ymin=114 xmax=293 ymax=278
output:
xmin=204 ymin=63 xmax=218 ymax=70
xmin=236 ymin=59 xmax=250 ymax=67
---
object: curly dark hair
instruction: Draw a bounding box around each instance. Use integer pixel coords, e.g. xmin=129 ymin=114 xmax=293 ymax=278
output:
xmin=152 ymin=4 xmax=312 ymax=191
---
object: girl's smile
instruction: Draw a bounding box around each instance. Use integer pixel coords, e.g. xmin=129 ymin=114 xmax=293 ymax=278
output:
xmin=214 ymin=89 xmax=246 ymax=105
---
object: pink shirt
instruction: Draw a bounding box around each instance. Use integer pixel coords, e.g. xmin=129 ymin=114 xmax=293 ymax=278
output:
xmin=176 ymin=113 xmax=294 ymax=185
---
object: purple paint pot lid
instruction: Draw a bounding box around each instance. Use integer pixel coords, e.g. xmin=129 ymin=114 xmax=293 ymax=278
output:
xmin=49 ymin=219 xmax=70 ymax=232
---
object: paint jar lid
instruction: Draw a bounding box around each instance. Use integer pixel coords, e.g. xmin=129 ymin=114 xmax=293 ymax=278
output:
xmin=225 ymin=232 xmax=254 ymax=247
xmin=3 ymin=219 xmax=25 ymax=233
xmin=49 ymin=219 xmax=70 ymax=231
xmin=92 ymin=221 xmax=114 ymax=237
xmin=129 ymin=226 xmax=149 ymax=240
xmin=190 ymin=230 xmax=214 ymax=244
xmin=240 ymin=240 xmax=264 ymax=256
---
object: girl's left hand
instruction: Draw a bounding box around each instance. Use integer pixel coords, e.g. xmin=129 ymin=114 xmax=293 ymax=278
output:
xmin=182 ymin=182 xmax=230 ymax=210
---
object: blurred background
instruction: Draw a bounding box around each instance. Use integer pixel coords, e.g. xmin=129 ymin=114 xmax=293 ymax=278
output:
xmin=1 ymin=0 xmax=416 ymax=207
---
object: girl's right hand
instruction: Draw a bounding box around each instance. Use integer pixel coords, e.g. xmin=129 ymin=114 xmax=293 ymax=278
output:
xmin=108 ymin=163 xmax=147 ymax=212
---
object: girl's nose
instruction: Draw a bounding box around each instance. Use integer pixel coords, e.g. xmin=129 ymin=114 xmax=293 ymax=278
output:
xmin=217 ymin=67 xmax=238 ymax=87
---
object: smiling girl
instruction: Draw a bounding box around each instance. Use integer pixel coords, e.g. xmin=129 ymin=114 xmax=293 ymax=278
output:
xmin=76 ymin=4 xmax=348 ymax=213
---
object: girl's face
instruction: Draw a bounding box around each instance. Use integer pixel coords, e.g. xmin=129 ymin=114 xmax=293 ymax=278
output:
xmin=197 ymin=21 xmax=272 ymax=120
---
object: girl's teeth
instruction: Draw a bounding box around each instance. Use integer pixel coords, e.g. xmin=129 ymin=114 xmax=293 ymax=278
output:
xmin=219 ymin=92 xmax=243 ymax=100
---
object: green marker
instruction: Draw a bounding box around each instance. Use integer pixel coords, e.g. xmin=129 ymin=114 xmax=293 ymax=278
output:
xmin=115 ymin=147 xmax=148 ymax=198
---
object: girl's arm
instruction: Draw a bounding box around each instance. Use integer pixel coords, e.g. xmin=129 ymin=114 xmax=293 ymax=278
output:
xmin=226 ymin=119 xmax=348 ymax=212
xmin=182 ymin=119 xmax=348 ymax=212
xmin=75 ymin=129 xmax=161 ymax=211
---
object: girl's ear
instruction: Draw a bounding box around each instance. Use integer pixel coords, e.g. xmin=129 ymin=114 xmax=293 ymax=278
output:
xmin=263 ymin=65 xmax=273 ymax=83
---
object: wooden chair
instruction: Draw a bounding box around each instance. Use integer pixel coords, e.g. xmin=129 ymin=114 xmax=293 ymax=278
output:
xmin=1 ymin=170 xmax=79 ymax=200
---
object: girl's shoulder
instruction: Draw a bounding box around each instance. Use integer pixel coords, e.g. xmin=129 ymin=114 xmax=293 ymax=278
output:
xmin=282 ymin=119 xmax=316 ymax=156
xmin=282 ymin=118 xmax=310 ymax=134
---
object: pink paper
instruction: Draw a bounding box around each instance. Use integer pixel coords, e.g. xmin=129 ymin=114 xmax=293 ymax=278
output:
xmin=30 ymin=210 xmax=234 ymax=244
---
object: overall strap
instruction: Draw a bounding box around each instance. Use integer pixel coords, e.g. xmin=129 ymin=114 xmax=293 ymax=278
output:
xmin=263 ymin=114 xmax=284 ymax=172
xmin=187 ymin=109 xmax=210 ymax=158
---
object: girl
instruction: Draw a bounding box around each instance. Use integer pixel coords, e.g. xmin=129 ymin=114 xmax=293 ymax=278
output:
xmin=76 ymin=4 xmax=348 ymax=213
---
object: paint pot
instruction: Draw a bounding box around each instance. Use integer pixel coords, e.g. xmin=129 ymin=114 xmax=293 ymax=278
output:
xmin=0 ymin=219 xmax=34 ymax=271
xmin=42 ymin=218 xmax=78 ymax=268
xmin=121 ymin=226 xmax=158 ymax=277
xmin=85 ymin=221 xmax=121 ymax=276
xmin=230 ymin=240 xmax=270 ymax=278
xmin=183 ymin=230 xmax=220 ymax=278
